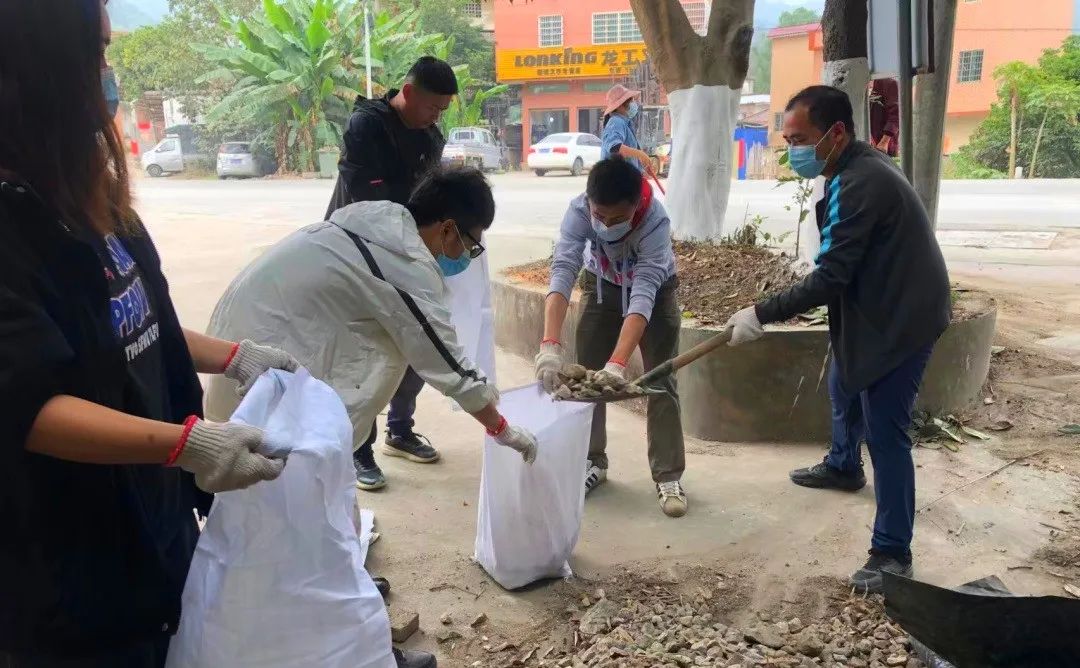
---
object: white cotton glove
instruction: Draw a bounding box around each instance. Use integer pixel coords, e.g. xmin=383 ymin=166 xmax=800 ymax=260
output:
xmin=534 ymin=340 xmax=564 ymax=394
xmin=490 ymin=419 xmax=538 ymax=464
xmin=173 ymin=420 xmax=286 ymax=493
xmin=224 ymin=339 xmax=300 ymax=396
xmin=595 ymin=360 xmax=628 ymax=386
xmin=726 ymin=306 xmax=764 ymax=346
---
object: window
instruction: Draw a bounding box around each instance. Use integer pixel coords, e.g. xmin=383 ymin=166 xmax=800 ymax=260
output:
xmin=530 ymin=111 xmax=570 ymax=143
xmin=463 ymin=1 xmax=482 ymax=18
xmin=578 ymin=107 xmax=604 ymax=135
xmin=681 ymin=2 xmax=709 ymax=36
xmin=583 ymin=82 xmax=610 ymax=93
xmin=592 ymin=11 xmax=642 ymax=44
xmin=538 ymin=15 xmax=563 ymax=47
xmin=957 ymin=49 xmax=984 ymax=83
xmin=531 ymin=83 xmax=571 ymax=94
xmin=456 ymin=131 xmax=475 ymax=141
xmin=158 ymin=139 xmax=178 ymax=152
xmin=773 ymin=112 xmax=783 ymax=131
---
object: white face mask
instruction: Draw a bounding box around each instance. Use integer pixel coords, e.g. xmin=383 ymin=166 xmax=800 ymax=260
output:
xmin=592 ymin=216 xmax=632 ymax=242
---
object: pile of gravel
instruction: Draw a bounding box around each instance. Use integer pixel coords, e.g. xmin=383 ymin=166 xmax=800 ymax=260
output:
xmin=515 ymin=587 xmax=925 ymax=668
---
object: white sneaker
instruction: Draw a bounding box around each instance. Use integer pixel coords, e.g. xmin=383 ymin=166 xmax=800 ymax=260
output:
xmin=585 ymin=460 xmax=607 ymax=496
xmin=657 ymin=480 xmax=688 ymax=518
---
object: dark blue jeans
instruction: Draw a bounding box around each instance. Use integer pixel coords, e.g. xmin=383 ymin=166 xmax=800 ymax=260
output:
xmin=358 ymin=366 xmax=425 ymax=454
xmin=826 ymin=345 xmax=934 ymax=562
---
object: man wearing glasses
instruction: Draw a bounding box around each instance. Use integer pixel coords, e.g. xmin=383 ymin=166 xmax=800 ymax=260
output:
xmin=324 ymin=56 xmax=460 ymax=490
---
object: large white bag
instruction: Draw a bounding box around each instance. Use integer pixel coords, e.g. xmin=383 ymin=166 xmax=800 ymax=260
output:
xmin=474 ymin=384 xmax=594 ymax=589
xmin=167 ymin=369 xmax=394 ymax=668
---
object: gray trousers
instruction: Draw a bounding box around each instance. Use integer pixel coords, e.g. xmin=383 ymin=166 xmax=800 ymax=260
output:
xmin=576 ymin=273 xmax=685 ymax=483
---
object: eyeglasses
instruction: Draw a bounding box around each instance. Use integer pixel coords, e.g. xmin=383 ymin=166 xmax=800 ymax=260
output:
xmin=458 ymin=228 xmax=486 ymax=259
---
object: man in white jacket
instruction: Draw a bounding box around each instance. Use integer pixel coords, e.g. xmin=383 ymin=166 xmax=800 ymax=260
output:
xmin=205 ymin=168 xmax=536 ymax=463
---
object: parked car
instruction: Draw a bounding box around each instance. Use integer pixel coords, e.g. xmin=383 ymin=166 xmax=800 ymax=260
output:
xmin=141 ymin=135 xmax=184 ymax=177
xmin=526 ymin=132 xmax=602 ymax=177
xmin=216 ymin=142 xmax=264 ymax=179
xmin=442 ymin=127 xmax=505 ymax=171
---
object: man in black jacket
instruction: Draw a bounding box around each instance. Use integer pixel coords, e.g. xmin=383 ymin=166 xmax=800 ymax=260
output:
xmin=325 ymin=57 xmax=457 ymax=490
xmin=725 ymin=86 xmax=951 ymax=594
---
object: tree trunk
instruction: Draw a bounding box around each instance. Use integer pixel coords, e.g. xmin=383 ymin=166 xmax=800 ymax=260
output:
xmin=275 ymin=122 xmax=288 ymax=176
xmin=1029 ymin=108 xmax=1048 ymax=178
xmin=913 ymin=0 xmax=957 ymax=228
xmin=629 ymin=0 xmax=755 ymax=240
xmin=1008 ymin=86 xmax=1018 ymax=178
xmin=821 ymin=0 xmax=870 ymax=141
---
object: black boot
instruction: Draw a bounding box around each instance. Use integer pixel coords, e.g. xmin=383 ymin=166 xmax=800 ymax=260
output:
xmin=394 ymin=648 xmax=436 ymax=668
xmin=850 ymin=549 xmax=914 ymax=594
xmin=789 ymin=456 xmax=866 ymax=491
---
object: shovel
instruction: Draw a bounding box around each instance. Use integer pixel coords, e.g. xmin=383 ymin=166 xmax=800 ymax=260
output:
xmin=560 ymin=326 xmax=734 ymax=404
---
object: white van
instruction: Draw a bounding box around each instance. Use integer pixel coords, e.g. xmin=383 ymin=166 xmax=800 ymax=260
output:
xmin=141 ymin=136 xmax=184 ymax=177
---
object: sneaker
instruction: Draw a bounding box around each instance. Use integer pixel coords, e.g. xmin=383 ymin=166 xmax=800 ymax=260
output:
xmin=354 ymin=451 xmax=387 ymax=491
xmin=393 ymin=647 xmax=437 ymax=668
xmin=850 ymin=549 xmax=914 ymax=594
xmin=789 ymin=457 xmax=867 ymax=491
xmin=657 ymin=480 xmax=688 ymax=518
xmin=383 ymin=431 xmax=440 ymax=463
xmin=585 ymin=460 xmax=607 ymax=496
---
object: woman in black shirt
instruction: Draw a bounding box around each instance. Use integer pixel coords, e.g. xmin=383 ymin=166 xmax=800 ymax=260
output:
xmin=0 ymin=1 xmax=298 ymax=665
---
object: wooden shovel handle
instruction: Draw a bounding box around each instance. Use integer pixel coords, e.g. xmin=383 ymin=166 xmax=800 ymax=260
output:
xmin=632 ymin=326 xmax=733 ymax=387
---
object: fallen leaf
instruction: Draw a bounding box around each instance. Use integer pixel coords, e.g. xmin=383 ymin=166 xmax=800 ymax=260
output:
xmin=1059 ymin=424 xmax=1080 ymax=435
xmin=933 ymin=418 xmax=965 ymax=444
xmin=988 ymin=420 xmax=1014 ymax=432
xmin=961 ymin=426 xmax=991 ymax=441
xmin=991 ymin=346 xmax=1006 ymax=355
xmin=917 ymin=441 xmax=944 ymax=450
xmin=1064 ymin=584 xmax=1080 ymax=599
xmin=942 ymin=440 xmax=961 ymax=453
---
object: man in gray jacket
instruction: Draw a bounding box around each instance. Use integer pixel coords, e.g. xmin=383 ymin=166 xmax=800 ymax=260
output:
xmin=726 ymin=86 xmax=950 ymax=593
xmin=535 ymin=158 xmax=686 ymax=518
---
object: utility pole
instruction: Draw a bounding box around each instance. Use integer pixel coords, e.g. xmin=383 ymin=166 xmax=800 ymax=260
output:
xmin=898 ymin=0 xmax=914 ymax=182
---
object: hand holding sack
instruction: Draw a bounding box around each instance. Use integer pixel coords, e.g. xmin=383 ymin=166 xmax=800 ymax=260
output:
xmin=171 ymin=418 xmax=286 ymax=493
xmin=534 ymin=339 xmax=564 ymax=393
xmin=488 ymin=417 xmax=538 ymax=464
xmin=224 ymin=339 xmax=300 ymax=396
xmin=726 ymin=307 xmax=764 ymax=347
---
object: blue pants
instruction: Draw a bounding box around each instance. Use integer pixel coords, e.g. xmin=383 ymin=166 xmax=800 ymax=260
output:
xmin=358 ymin=366 xmax=425 ymax=454
xmin=826 ymin=345 xmax=933 ymax=562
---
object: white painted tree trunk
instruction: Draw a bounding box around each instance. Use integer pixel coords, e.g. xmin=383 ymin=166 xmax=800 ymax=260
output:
xmin=822 ymin=57 xmax=870 ymax=141
xmin=666 ymin=85 xmax=740 ymax=240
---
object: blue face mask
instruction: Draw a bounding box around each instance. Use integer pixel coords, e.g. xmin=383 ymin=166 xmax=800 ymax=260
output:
xmin=627 ymin=101 xmax=640 ymax=119
xmin=787 ymin=125 xmax=838 ymax=179
xmin=435 ymin=223 xmax=473 ymax=277
xmin=101 ymin=67 xmax=120 ymax=119
xmin=592 ymin=216 xmax=632 ymax=243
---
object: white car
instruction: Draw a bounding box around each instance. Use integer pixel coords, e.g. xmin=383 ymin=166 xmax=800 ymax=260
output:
xmin=526 ymin=132 xmax=603 ymax=177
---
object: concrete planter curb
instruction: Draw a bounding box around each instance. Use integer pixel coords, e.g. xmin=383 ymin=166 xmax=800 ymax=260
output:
xmin=492 ymin=276 xmax=997 ymax=443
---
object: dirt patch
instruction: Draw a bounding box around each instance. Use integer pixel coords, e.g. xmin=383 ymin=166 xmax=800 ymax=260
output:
xmin=504 ymin=241 xmax=804 ymax=325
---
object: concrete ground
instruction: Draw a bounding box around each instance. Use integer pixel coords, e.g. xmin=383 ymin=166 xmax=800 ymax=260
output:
xmin=135 ymin=174 xmax=1080 ymax=662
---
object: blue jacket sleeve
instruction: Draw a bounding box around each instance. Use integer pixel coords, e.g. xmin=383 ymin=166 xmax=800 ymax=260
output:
xmin=602 ymin=117 xmax=631 ymax=159
xmin=755 ymin=172 xmax=876 ymax=324
xmin=548 ymin=197 xmax=589 ymax=301
xmin=627 ymin=215 xmax=673 ymax=320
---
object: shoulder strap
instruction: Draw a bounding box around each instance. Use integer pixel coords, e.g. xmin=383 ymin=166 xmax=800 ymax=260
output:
xmin=338 ymin=227 xmax=485 ymax=384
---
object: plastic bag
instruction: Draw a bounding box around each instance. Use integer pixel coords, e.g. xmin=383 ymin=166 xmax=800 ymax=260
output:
xmin=167 ymin=369 xmax=394 ymax=668
xmin=474 ymin=384 xmax=594 ymax=589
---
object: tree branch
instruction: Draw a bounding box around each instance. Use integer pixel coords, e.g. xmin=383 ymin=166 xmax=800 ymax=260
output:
xmin=703 ymin=0 xmax=755 ymax=87
xmin=630 ymin=0 xmax=701 ymax=91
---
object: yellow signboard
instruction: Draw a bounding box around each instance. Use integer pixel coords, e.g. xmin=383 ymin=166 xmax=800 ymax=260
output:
xmin=497 ymin=43 xmax=649 ymax=82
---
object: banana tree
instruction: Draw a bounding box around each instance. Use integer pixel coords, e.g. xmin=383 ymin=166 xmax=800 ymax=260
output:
xmin=353 ymin=8 xmax=458 ymax=95
xmin=440 ymin=67 xmax=509 ymax=134
xmin=198 ymin=0 xmax=363 ymax=172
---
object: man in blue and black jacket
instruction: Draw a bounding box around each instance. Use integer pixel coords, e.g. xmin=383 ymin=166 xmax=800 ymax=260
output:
xmin=726 ymin=85 xmax=951 ymax=594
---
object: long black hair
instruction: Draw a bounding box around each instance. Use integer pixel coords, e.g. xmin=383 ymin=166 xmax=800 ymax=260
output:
xmin=0 ymin=0 xmax=132 ymax=233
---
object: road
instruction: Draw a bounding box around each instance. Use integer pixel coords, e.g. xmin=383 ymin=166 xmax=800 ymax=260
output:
xmin=135 ymin=174 xmax=1080 ymax=356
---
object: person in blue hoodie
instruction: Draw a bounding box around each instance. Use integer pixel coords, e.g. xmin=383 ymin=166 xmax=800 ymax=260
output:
xmin=534 ymin=158 xmax=686 ymax=518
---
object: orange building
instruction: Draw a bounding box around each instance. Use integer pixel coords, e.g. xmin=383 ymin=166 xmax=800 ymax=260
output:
xmin=767 ymin=0 xmax=1076 ymax=153
xmin=494 ymin=0 xmax=710 ymax=159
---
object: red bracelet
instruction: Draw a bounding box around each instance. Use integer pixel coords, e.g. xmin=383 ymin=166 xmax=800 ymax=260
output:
xmin=607 ymin=358 xmax=627 ymax=368
xmin=486 ymin=416 xmax=508 ymax=437
xmin=541 ymin=338 xmax=561 ymax=346
xmin=221 ymin=342 xmax=241 ymax=373
xmin=166 ymin=415 xmax=199 ymax=466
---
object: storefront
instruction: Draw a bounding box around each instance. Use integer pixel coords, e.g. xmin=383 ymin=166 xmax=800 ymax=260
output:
xmin=496 ymin=42 xmax=657 ymax=162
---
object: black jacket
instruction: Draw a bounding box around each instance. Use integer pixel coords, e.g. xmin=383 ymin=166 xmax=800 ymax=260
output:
xmin=0 ymin=180 xmax=210 ymax=653
xmin=756 ymin=141 xmax=951 ymax=392
xmin=325 ymin=91 xmax=445 ymax=219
